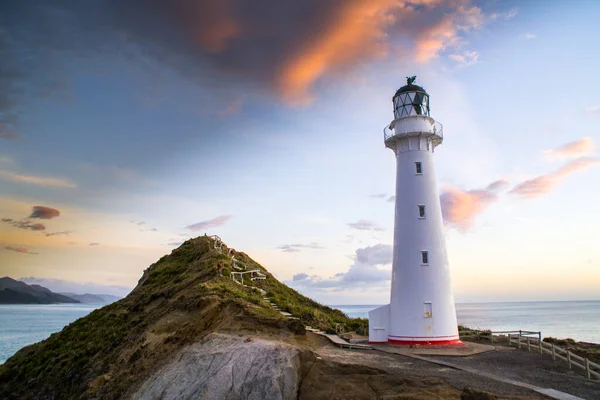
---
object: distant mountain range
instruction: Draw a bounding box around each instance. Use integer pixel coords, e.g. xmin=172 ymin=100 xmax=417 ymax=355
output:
xmin=18 ymin=276 xmax=132 ymax=298
xmin=0 ymin=277 xmax=122 ymax=305
xmin=58 ymin=292 xmax=121 ymax=304
xmin=0 ymin=277 xmax=79 ymax=304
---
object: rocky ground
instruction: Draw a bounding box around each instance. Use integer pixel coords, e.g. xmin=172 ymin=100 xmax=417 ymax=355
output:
xmin=428 ymin=347 xmax=600 ymax=400
xmin=131 ymin=331 xmax=544 ymax=400
xmin=309 ymin=336 xmax=544 ymax=399
xmin=316 ymin=334 xmax=600 ymax=400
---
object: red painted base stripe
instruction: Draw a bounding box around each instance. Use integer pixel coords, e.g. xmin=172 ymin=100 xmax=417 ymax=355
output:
xmin=387 ymin=338 xmax=464 ymax=347
xmin=388 ymin=335 xmax=459 ymax=339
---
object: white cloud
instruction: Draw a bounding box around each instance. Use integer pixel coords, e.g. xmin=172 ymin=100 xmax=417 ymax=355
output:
xmin=585 ymin=106 xmax=600 ymax=115
xmin=287 ymin=243 xmax=392 ymax=291
xmin=448 ymin=51 xmax=479 ymax=66
xmin=277 ymin=242 xmax=324 ymax=253
xmin=0 ymin=170 xmax=76 ymax=188
xmin=521 ymin=33 xmax=537 ymax=40
xmin=489 ymin=8 xmax=518 ymax=20
xmin=348 ymin=219 xmax=384 ymax=231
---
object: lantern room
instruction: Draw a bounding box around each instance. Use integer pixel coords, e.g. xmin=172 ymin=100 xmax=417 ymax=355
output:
xmin=392 ymin=76 xmax=430 ymax=119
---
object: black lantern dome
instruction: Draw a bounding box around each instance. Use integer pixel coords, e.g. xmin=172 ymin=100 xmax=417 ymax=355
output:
xmin=392 ymin=76 xmax=430 ymax=118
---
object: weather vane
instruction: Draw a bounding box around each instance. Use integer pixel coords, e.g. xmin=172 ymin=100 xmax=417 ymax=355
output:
xmin=406 ymin=76 xmax=416 ymax=85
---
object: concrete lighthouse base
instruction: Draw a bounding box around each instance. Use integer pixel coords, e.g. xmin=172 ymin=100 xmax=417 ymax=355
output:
xmin=368 ymin=304 xmax=464 ymax=347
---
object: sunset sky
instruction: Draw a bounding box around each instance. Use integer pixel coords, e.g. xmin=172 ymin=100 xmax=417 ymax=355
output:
xmin=1 ymin=0 xmax=599 ymax=304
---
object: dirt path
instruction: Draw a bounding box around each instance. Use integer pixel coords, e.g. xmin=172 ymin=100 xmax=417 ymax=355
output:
xmin=426 ymin=347 xmax=600 ymax=400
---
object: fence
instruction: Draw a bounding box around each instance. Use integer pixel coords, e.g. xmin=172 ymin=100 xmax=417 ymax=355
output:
xmin=511 ymin=334 xmax=600 ymax=380
xmin=459 ymin=329 xmax=600 ymax=380
xmin=460 ymin=329 xmax=540 ymax=344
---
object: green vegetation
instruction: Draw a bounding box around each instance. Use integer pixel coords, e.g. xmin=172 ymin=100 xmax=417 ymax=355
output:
xmin=229 ymin=249 xmax=368 ymax=335
xmin=0 ymin=235 xmax=368 ymax=399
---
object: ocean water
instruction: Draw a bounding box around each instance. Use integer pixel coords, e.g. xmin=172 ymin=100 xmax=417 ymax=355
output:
xmin=1 ymin=301 xmax=599 ymax=365
xmin=333 ymin=301 xmax=600 ymax=343
xmin=0 ymin=304 xmax=98 ymax=364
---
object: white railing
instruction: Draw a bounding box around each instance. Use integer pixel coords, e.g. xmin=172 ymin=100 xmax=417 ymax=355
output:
xmin=383 ymin=120 xmax=443 ymax=144
xmin=230 ymin=269 xmax=266 ymax=285
xmin=460 ymin=329 xmax=541 ymax=343
xmin=208 ymin=234 xmax=223 ymax=251
xmin=460 ymin=329 xmax=599 ymax=380
xmin=510 ymin=335 xmax=600 ymax=380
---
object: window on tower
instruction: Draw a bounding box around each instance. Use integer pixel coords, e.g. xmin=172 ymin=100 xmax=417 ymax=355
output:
xmin=393 ymin=91 xmax=430 ymax=119
xmin=415 ymin=162 xmax=422 ymax=174
xmin=418 ymin=205 xmax=426 ymax=218
xmin=424 ymin=302 xmax=433 ymax=318
xmin=421 ymin=251 xmax=429 ymax=265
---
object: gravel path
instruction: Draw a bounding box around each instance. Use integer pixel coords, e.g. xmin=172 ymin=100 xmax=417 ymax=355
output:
xmin=427 ymin=347 xmax=600 ymax=400
xmin=315 ymin=345 xmax=546 ymax=398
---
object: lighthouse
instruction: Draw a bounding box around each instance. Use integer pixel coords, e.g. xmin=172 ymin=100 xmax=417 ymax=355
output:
xmin=368 ymin=76 xmax=461 ymax=346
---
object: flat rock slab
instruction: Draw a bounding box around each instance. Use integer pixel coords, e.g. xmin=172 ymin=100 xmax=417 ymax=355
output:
xmin=371 ymin=341 xmax=498 ymax=357
xmin=133 ymin=333 xmax=301 ymax=400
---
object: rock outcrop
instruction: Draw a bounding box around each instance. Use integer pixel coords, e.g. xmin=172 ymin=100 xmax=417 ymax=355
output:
xmin=134 ymin=334 xmax=301 ymax=400
xmin=0 ymin=236 xmax=359 ymax=399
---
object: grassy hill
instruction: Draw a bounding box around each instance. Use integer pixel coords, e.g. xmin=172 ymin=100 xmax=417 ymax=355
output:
xmin=0 ymin=236 xmax=366 ymax=399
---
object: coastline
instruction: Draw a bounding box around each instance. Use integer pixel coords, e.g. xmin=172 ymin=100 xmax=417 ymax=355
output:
xmin=332 ymin=300 xmax=600 ymax=344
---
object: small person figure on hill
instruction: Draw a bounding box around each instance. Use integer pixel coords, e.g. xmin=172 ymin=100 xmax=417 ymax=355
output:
xmin=217 ymin=263 xmax=222 ymax=277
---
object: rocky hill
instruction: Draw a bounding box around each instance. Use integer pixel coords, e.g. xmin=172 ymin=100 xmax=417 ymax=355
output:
xmin=0 ymin=237 xmax=538 ymax=400
xmin=0 ymin=277 xmax=80 ymax=304
xmin=0 ymin=236 xmax=368 ymax=399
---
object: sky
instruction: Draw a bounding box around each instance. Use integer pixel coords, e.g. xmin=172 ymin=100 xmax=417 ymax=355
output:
xmin=1 ymin=0 xmax=599 ymax=304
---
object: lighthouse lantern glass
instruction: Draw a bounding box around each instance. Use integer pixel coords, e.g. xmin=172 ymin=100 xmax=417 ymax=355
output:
xmin=393 ymin=91 xmax=430 ymax=119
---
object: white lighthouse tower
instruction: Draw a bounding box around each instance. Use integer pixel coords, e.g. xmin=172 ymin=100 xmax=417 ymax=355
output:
xmin=369 ymin=76 xmax=461 ymax=346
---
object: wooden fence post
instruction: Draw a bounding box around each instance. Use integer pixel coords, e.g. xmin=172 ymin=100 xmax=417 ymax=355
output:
xmin=585 ymin=358 xmax=591 ymax=379
xmin=538 ymin=338 xmax=542 ymax=354
xmin=567 ymin=351 xmax=572 ymax=369
xmin=527 ymin=337 xmax=531 ymax=352
xmin=518 ymin=335 xmax=521 ymax=349
xmin=552 ymin=344 xmax=556 ymax=361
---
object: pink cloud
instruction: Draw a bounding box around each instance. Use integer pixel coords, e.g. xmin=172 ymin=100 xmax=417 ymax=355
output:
xmin=1 ymin=218 xmax=46 ymax=231
xmin=414 ymin=6 xmax=484 ymax=63
xmin=440 ymin=180 xmax=509 ymax=232
xmin=29 ymin=206 xmax=61 ymax=219
xmin=544 ymin=137 xmax=595 ymax=160
xmin=509 ymin=157 xmax=600 ymax=199
xmin=186 ymin=215 xmax=232 ymax=231
xmin=4 ymin=246 xmax=38 ymax=255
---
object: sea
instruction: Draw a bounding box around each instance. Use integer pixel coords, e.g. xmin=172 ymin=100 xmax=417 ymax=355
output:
xmin=334 ymin=301 xmax=600 ymax=344
xmin=0 ymin=304 xmax=99 ymax=364
xmin=0 ymin=301 xmax=598 ymax=364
